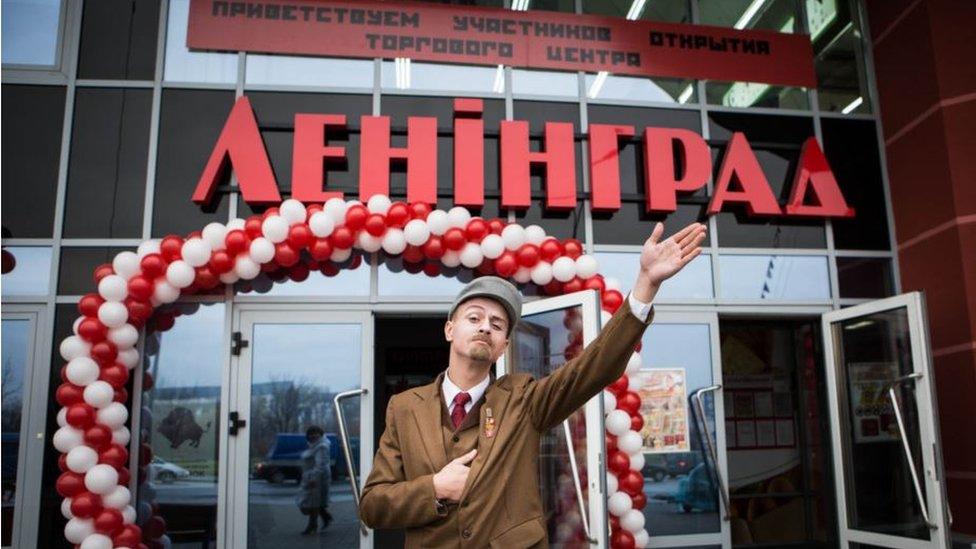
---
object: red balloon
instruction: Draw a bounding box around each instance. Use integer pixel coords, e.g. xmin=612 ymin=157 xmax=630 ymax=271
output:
xmin=309 ymin=238 xmax=333 ymax=261
xmin=142 ymin=371 xmax=155 ymax=391
xmin=516 ymin=244 xmax=540 ymax=268
xmin=465 ymin=218 xmax=489 ymax=242
xmin=422 ymin=262 xmax=441 ymax=277
xmin=56 ymin=472 xmax=85 ymax=498
xmin=56 ymin=383 xmax=85 ymax=407
xmin=244 ymin=216 xmax=265 ymax=239
xmin=140 ymin=254 xmax=167 ymax=279
xmin=634 ymin=341 xmax=642 ymax=353
xmin=273 ymin=242 xmax=299 ymax=267
xmin=584 ymin=275 xmax=606 ymax=293
xmin=386 ymin=202 xmax=411 ymax=227
xmin=99 ymin=363 xmax=129 ymax=388
xmin=606 ymin=433 xmax=618 ymax=452
xmin=348 ymin=254 xmax=363 ymax=269
xmin=488 ymin=218 xmax=506 ymax=235
xmin=603 ymin=289 xmax=624 ymax=313
xmin=70 ymin=491 xmax=103 ymax=519
xmin=344 ymin=204 xmax=368 ymax=231
xmin=78 ymin=294 xmax=105 ymax=317
xmin=409 ymin=201 xmax=432 ymax=220
xmin=113 ymin=525 xmax=143 ymax=548
xmin=139 ymin=443 xmax=153 ymax=467
xmin=146 ymin=515 xmax=167 ymax=538
xmin=287 ymin=224 xmax=313 ymax=249
xmin=58 ymin=453 xmax=68 ymax=472
xmin=288 ymin=263 xmax=310 ymax=282
xmin=608 ymin=450 xmax=631 ymax=476
xmin=620 ymin=470 xmax=644 ymax=496
xmin=85 ymin=424 xmax=113 ymax=450
xmin=609 ymin=375 xmax=629 ymax=395
xmin=402 ymin=245 xmax=424 ymax=264
xmin=117 ymin=466 xmax=131 ymax=487
xmin=66 ymin=403 xmax=96 ymax=429
xmin=630 ymin=414 xmax=645 ymax=432
xmin=442 ymin=228 xmax=466 ymax=251
xmin=421 ymin=235 xmax=445 ymax=259
xmin=631 ymin=492 xmax=647 ymax=510
xmin=364 ymin=213 xmax=387 ymax=237
xmin=59 ymin=364 xmax=69 ymax=383
xmin=539 ymin=238 xmax=563 ymax=262
xmin=151 ymin=313 xmax=175 ymax=333
xmin=617 ymin=391 xmax=641 ymax=415
xmin=208 ymin=250 xmax=233 ymax=274
xmin=320 ymin=263 xmax=339 ymax=277
xmin=331 ymin=226 xmax=355 ymax=249
xmin=186 ymin=230 xmax=204 ymax=239
xmin=562 ymin=278 xmax=583 ymax=294
xmin=225 ymin=230 xmax=249 ymax=255
xmin=476 ymin=260 xmax=495 ymax=276
xmin=563 ymin=239 xmax=583 ymax=259
xmin=194 ymin=266 xmax=219 ymax=289
xmin=160 ymin=236 xmax=184 ymax=262
xmin=494 ymin=251 xmax=518 ymax=278
xmin=99 ymin=444 xmax=129 ymax=470
xmin=78 ymin=318 xmax=108 ymax=343
xmin=124 ymin=298 xmax=153 ymax=325
xmin=90 ymin=341 xmax=118 ymax=365
xmin=609 ymin=515 xmax=620 ymax=532
xmin=93 ymin=263 xmax=115 ymax=284
xmin=543 ymin=280 xmax=563 ymax=296
xmin=127 ymin=276 xmax=153 ymax=301
xmin=114 ymin=387 xmax=129 ymax=404
xmin=610 ymin=529 xmax=635 ymax=549
xmin=306 ymin=203 xmax=323 ymax=217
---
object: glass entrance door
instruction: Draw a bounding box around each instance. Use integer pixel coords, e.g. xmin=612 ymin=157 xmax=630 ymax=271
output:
xmin=821 ymin=292 xmax=951 ymax=549
xmin=226 ymin=307 xmax=374 ymax=549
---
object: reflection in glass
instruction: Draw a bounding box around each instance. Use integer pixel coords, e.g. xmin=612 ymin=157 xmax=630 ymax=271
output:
xmin=837 ymin=257 xmax=893 ymax=299
xmin=246 ymin=55 xmax=374 ymax=88
xmin=378 ymin=257 xmax=469 ymax=297
xmin=164 ymin=0 xmax=237 ymax=83
xmin=809 ymin=0 xmax=872 ymax=114
xmin=1 ymin=0 xmax=61 ymax=66
xmin=707 ymin=80 xmax=808 ymax=110
xmin=594 ymin=252 xmax=713 ymax=300
xmin=584 ymin=73 xmax=696 ymax=104
xmin=699 ymin=0 xmax=797 ymax=33
xmin=832 ymin=307 xmax=930 ymax=539
xmin=247 ymin=322 xmax=362 ymax=548
xmin=1 ymin=319 xmax=30 ymax=546
xmin=235 ymin=253 xmax=370 ymax=297
xmin=719 ymin=255 xmax=830 ymax=300
xmin=381 ymin=60 xmax=503 ymax=95
xmin=1 ymin=247 xmax=52 ymax=296
xmin=512 ymin=68 xmax=579 ymax=99
xmin=139 ymin=303 xmax=226 ymax=548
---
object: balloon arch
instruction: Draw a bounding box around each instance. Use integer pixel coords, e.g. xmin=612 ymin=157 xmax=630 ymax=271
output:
xmin=52 ymin=196 xmax=651 ymax=549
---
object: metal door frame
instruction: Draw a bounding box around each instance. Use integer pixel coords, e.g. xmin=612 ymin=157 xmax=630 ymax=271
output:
xmin=821 ymin=291 xmax=950 ymax=549
xmin=222 ymin=304 xmax=375 ymax=549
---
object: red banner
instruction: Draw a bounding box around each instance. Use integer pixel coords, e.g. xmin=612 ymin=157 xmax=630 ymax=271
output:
xmin=187 ymin=0 xmax=817 ymax=88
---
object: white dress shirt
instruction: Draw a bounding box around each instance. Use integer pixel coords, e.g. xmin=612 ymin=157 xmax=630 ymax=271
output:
xmin=442 ymin=370 xmax=491 ymax=414
xmin=628 ymin=291 xmax=654 ymax=322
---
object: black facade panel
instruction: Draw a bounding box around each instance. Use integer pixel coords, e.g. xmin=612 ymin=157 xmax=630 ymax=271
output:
xmin=57 ymin=247 xmax=135 ymax=295
xmin=77 ymin=0 xmax=160 ymax=80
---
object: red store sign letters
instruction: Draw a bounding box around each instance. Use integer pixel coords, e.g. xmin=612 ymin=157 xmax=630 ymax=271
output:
xmin=192 ymin=96 xmax=855 ymax=220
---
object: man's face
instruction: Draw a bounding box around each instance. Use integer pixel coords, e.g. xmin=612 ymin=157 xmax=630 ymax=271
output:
xmin=445 ymin=297 xmax=511 ymax=364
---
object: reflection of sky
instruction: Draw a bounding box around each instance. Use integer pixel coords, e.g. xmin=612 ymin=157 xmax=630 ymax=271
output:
xmin=594 ymin=252 xmax=713 ymax=299
xmin=382 ymin=61 xmax=500 ymax=94
xmin=151 ymin=304 xmax=226 ymax=389
xmin=640 ymin=324 xmax=713 ymax=393
xmin=583 ymin=73 xmax=680 ymax=103
xmin=378 ymin=261 xmax=466 ymax=297
xmin=247 ymin=55 xmax=373 ymax=87
xmin=512 ymin=69 xmax=579 ymax=98
xmin=1 ymin=319 xmax=30 ymax=411
xmin=251 ymin=324 xmax=361 ymax=392
xmin=165 ymin=0 xmax=237 ymax=83
xmin=240 ymin=266 xmax=370 ymax=297
xmin=1 ymin=0 xmax=60 ymax=66
xmin=719 ymin=255 xmax=830 ymax=300
xmin=1 ymin=247 xmax=52 ymax=296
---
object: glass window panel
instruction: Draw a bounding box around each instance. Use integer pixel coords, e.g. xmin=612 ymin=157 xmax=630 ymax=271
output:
xmin=592 ymin=204 xmax=710 ymax=246
xmin=810 ymin=0 xmax=872 ymax=114
xmin=378 ymin=256 xmax=468 ymax=297
xmin=138 ymin=303 xmax=225 ymax=548
xmin=511 ymin=101 xmax=584 ymax=201
xmin=153 ymin=89 xmax=235 ymax=237
xmin=64 ymin=88 xmax=152 ymax=238
xmin=1 ymin=0 xmax=61 ymax=66
xmin=719 ymin=255 xmax=830 ymax=300
xmin=78 ymin=0 xmax=160 ymax=80
xmin=1 ymin=85 xmax=65 ymax=238
xmin=526 ymin=0 xmax=575 ymax=12
xmin=1 ymin=247 xmax=52 ymax=296
xmin=235 ymin=252 xmax=370 ymax=297
xmin=699 ymin=0 xmax=797 ymax=33
xmin=594 ymin=251 xmax=713 ymax=299
xmin=246 ymin=55 xmax=374 ymax=88
xmin=837 ymin=257 xmax=893 ymax=299
xmin=1 ymin=318 xmax=31 ymax=546
xmin=585 ymin=73 xmax=697 ymax=104
xmin=381 ymin=60 xmax=503 ymax=95
xmin=706 ymin=80 xmax=809 ymax=110
xmin=583 ymin=0 xmax=690 ymax=22
xmin=163 ymin=0 xmax=237 ymax=83
xmin=512 ymin=68 xmax=579 ymax=99
xmin=57 ymin=247 xmax=133 ymax=295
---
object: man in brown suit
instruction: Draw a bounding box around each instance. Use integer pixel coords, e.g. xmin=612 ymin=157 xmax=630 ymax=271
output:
xmin=360 ymin=221 xmax=707 ymax=547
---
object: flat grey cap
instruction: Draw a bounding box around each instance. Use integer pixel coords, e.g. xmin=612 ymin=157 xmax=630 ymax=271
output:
xmin=449 ymin=276 xmax=522 ymax=337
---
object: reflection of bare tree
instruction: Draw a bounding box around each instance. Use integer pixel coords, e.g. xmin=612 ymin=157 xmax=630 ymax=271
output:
xmin=1 ymin=357 xmax=23 ymax=432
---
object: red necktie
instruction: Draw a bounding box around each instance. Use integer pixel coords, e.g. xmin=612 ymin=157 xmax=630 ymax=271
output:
xmin=451 ymin=392 xmax=472 ymax=429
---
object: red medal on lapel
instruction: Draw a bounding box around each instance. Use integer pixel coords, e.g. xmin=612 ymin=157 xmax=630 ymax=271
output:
xmin=484 ymin=407 xmax=496 ymax=438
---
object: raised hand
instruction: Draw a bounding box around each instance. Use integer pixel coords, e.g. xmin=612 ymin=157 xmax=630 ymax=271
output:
xmin=432 ymin=449 xmax=477 ymax=502
xmin=634 ymin=222 xmax=707 ymax=302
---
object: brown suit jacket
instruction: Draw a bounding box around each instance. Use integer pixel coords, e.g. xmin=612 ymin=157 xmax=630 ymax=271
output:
xmin=359 ymin=299 xmax=655 ymax=548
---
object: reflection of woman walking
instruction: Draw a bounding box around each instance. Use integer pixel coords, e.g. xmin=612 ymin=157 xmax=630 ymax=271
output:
xmin=297 ymin=426 xmax=332 ymax=535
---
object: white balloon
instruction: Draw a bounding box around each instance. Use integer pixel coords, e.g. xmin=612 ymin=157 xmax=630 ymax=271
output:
xmin=629 ymin=451 xmax=645 ymax=472
xmin=73 ymin=316 xmax=84 ymax=335
xmin=202 ymin=222 xmax=228 ymax=251
xmin=441 ymin=250 xmax=461 ymax=268
xmin=480 ymin=234 xmax=505 ymax=259
xmin=524 ymin=224 xmax=547 ymax=245
xmin=153 ymin=280 xmax=179 ymax=304
xmin=249 ymin=237 xmax=275 ymax=264
xmin=66 ymin=446 xmax=99 ymax=473
xmin=513 ymin=267 xmax=532 ymax=284
xmin=575 ymin=255 xmax=599 ymax=279
xmin=603 ymin=390 xmax=617 ymax=412
xmin=279 ymin=199 xmax=307 ymax=224
xmin=308 ymin=211 xmax=335 ymax=238
xmin=530 ymin=262 xmax=553 ymax=286
xmin=137 ymin=239 xmax=162 ymax=259
xmin=634 ymin=529 xmax=650 ymax=548
xmin=606 ymin=472 xmax=619 ymax=495
xmin=426 ymin=209 xmax=450 ymax=236
xmin=628 ymin=372 xmax=644 ymax=392
xmin=83 ymin=381 xmax=115 ymax=409
xmin=604 ymin=276 xmax=622 ymax=292
xmin=57 ymin=407 xmax=68 ymax=427
xmin=218 ymin=271 xmax=240 ymax=285
xmin=66 ymin=357 xmax=100 ymax=386
xmin=324 ymin=197 xmax=348 ymax=224
xmin=117 ymin=348 xmax=139 ymax=370
xmin=98 ymin=275 xmax=128 ymax=302
xmin=102 ymin=485 xmax=131 ymax=510
xmin=61 ymin=497 xmax=74 ymax=520
xmin=367 ymin=194 xmax=392 ymax=214
xmin=605 ymin=410 xmax=632 ymax=436
xmin=403 ymin=219 xmax=430 ymax=246
xmin=501 ymin=224 xmax=526 ymax=250
xmin=64 ymin=518 xmax=95 ymax=544
xmin=381 ymin=229 xmax=407 ymax=255
xmin=330 ymin=247 xmax=352 ymax=263
xmin=552 ymin=257 xmax=577 ymax=282
xmin=357 ymin=232 xmax=382 ymax=253
xmin=261 ymin=216 xmax=289 ymax=244
xmin=112 ymin=426 xmax=131 ymax=446
xmin=180 ymin=238 xmax=212 ymax=268
xmin=458 ymin=242 xmax=483 ymax=269
xmin=53 ymin=426 xmax=84 ymax=453
xmin=626 ymin=352 xmax=642 ymax=374
xmin=60 ymin=336 xmax=92 ymax=361
xmin=226 ymin=217 xmax=246 ymax=231
xmin=608 ymin=491 xmax=633 ymax=517
xmin=618 ymin=430 xmax=643 ymax=455
xmin=112 ymin=252 xmax=141 ymax=280
xmin=234 ymin=255 xmax=261 ymax=280
xmin=621 ymin=509 xmax=646 ymax=534
xmin=97 ymin=301 xmax=128 ymax=329
xmin=165 ymin=260 xmax=195 ymax=289
xmin=447 ymin=206 xmax=471 ymax=228
xmin=80 ymin=533 xmax=113 ymax=549
xmin=121 ymin=505 xmax=136 ymax=525
xmin=96 ymin=402 xmax=128 ymax=429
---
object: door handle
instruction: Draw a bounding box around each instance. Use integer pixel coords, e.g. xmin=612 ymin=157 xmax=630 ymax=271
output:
xmin=334 ymin=388 xmax=369 ymax=537
xmin=228 ymin=411 xmax=246 ymax=436
xmin=690 ymin=385 xmax=731 ymax=521
xmin=886 ymin=372 xmax=938 ymax=530
xmin=561 ymin=420 xmax=597 ymax=544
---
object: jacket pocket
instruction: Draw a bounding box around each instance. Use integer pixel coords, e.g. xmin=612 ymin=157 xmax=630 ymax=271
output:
xmin=489 ymin=517 xmax=545 ymax=548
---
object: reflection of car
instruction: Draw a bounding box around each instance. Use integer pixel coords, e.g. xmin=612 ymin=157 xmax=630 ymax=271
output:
xmin=151 ymin=457 xmax=190 ymax=483
xmin=253 ymin=433 xmax=360 ymax=484
xmin=642 ymin=454 xmax=669 ymax=482
xmin=664 ymin=452 xmax=702 ymax=477
xmin=673 ymin=463 xmax=718 ymax=513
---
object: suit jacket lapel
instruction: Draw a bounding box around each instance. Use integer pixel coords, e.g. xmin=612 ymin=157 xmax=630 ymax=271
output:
xmin=412 ymin=375 xmax=449 ymax=472
xmin=459 ymin=378 xmax=512 ymax=504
